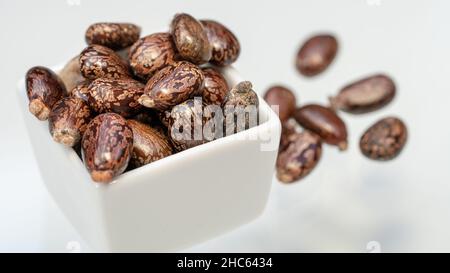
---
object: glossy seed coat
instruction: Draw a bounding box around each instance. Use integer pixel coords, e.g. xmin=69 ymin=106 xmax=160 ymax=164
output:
xmin=79 ymin=44 xmax=130 ymax=80
xmin=263 ymin=85 xmax=297 ymax=122
xmin=296 ymin=34 xmax=338 ymax=77
xmin=201 ymin=20 xmax=240 ymax=66
xmin=70 ymin=80 xmax=91 ymax=103
xmin=201 ymin=67 xmax=229 ymax=105
xmin=85 ymin=23 xmax=141 ymax=50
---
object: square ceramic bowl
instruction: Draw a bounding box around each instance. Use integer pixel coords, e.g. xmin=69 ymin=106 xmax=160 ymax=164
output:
xmin=17 ymin=64 xmax=281 ymax=252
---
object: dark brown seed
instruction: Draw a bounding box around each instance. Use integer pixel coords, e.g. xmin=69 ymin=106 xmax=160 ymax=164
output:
xmin=129 ymin=33 xmax=178 ymax=80
xmin=263 ymin=85 xmax=297 ymax=122
xmin=360 ymin=117 xmax=407 ymax=161
xmin=279 ymin=119 xmax=301 ymax=152
xmin=48 ymin=97 xmax=93 ymax=147
xmin=171 ymin=13 xmax=211 ymax=64
xmin=127 ymin=119 xmax=173 ymax=168
xmin=79 ymin=44 xmax=130 ymax=80
xmin=85 ymin=23 xmax=141 ymax=50
xmin=58 ymin=55 xmax=85 ymax=92
xmin=222 ymin=81 xmax=259 ymax=135
xmin=330 ymin=74 xmax=396 ymax=114
xmin=70 ymin=80 xmax=91 ymax=103
xmin=87 ymin=77 xmax=144 ymax=117
xmin=81 ymin=113 xmax=133 ymax=183
xmin=276 ymin=130 xmax=322 ymax=183
xmin=294 ymin=104 xmax=348 ymax=150
xmin=26 ymin=66 xmax=67 ymax=120
xmin=139 ymin=61 xmax=204 ymax=111
xmin=296 ymin=34 xmax=338 ymax=77
xmin=201 ymin=67 xmax=229 ymax=105
xmin=200 ymin=20 xmax=240 ymax=66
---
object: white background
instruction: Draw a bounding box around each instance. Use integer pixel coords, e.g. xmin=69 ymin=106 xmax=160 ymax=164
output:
xmin=1 ymin=0 xmax=450 ymax=252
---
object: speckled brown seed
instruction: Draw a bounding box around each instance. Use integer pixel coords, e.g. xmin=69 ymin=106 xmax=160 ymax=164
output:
xmin=85 ymin=23 xmax=141 ymax=50
xmin=87 ymin=77 xmax=144 ymax=117
xmin=294 ymin=104 xmax=348 ymax=150
xmin=276 ymin=130 xmax=322 ymax=183
xmin=222 ymin=81 xmax=259 ymax=135
xmin=139 ymin=61 xmax=204 ymax=111
xmin=201 ymin=67 xmax=229 ymax=105
xmin=26 ymin=66 xmax=67 ymax=120
xmin=330 ymin=74 xmax=396 ymax=114
xmin=201 ymin=20 xmax=240 ymax=66
xmin=127 ymin=119 xmax=173 ymax=168
xmin=360 ymin=117 xmax=407 ymax=161
xmin=129 ymin=33 xmax=178 ymax=80
xmin=171 ymin=13 xmax=211 ymax=64
xmin=79 ymin=44 xmax=130 ymax=80
xmin=81 ymin=113 xmax=133 ymax=183
xmin=58 ymin=55 xmax=85 ymax=92
xmin=279 ymin=119 xmax=301 ymax=152
xmin=70 ymin=80 xmax=91 ymax=103
xmin=49 ymin=97 xmax=93 ymax=147
xmin=296 ymin=34 xmax=338 ymax=77
xmin=263 ymin=85 xmax=297 ymax=122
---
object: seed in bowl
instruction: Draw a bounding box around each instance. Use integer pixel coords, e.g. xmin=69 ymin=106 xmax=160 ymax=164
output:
xmin=201 ymin=20 xmax=240 ymax=66
xmin=70 ymin=80 xmax=91 ymax=103
xmin=201 ymin=67 xmax=229 ymax=105
xmin=79 ymin=44 xmax=130 ymax=80
xmin=85 ymin=23 xmax=141 ymax=50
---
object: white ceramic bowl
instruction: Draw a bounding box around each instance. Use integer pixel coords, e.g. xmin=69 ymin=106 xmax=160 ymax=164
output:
xmin=17 ymin=64 xmax=281 ymax=252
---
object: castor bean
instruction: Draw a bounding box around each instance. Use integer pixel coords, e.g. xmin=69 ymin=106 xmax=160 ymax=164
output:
xmin=87 ymin=77 xmax=144 ymax=117
xmin=296 ymin=34 xmax=338 ymax=77
xmin=139 ymin=61 xmax=204 ymax=111
xmin=48 ymin=97 xmax=92 ymax=147
xmin=200 ymin=20 xmax=240 ymax=66
xmin=360 ymin=117 xmax=407 ymax=161
xmin=294 ymin=104 xmax=348 ymax=150
xmin=276 ymin=130 xmax=322 ymax=183
xmin=81 ymin=113 xmax=133 ymax=183
xmin=201 ymin=67 xmax=229 ymax=105
xmin=129 ymin=33 xmax=178 ymax=80
xmin=263 ymin=85 xmax=297 ymax=122
xmin=58 ymin=55 xmax=85 ymax=92
xmin=79 ymin=44 xmax=130 ymax=80
xmin=222 ymin=81 xmax=259 ymax=135
xmin=279 ymin=119 xmax=301 ymax=152
xmin=127 ymin=119 xmax=173 ymax=168
xmin=330 ymin=74 xmax=396 ymax=114
xmin=70 ymin=80 xmax=91 ymax=103
xmin=85 ymin=23 xmax=141 ymax=50
xmin=26 ymin=66 xmax=67 ymax=120
xmin=171 ymin=13 xmax=211 ymax=64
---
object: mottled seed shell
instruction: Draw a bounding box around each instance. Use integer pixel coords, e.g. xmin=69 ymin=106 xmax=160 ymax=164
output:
xmin=296 ymin=34 xmax=338 ymax=77
xmin=201 ymin=67 xmax=229 ymax=105
xmin=81 ymin=113 xmax=133 ymax=183
xmin=263 ymin=85 xmax=297 ymax=122
xmin=129 ymin=33 xmax=178 ymax=80
xmin=49 ymin=97 xmax=93 ymax=147
xmin=330 ymin=74 xmax=396 ymax=114
xmin=276 ymin=131 xmax=322 ymax=183
xmin=294 ymin=104 xmax=348 ymax=150
xmin=222 ymin=81 xmax=259 ymax=135
xmin=87 ymin=77 xmax=144 ymax=117
xmin=26 ymin=66 xmax=67 ymax=120
xmin=127 ymin=119 xmax=173 ymax=168
xmin=79 ymin=44 xmax=130 ymax=80
xmin=70 ymin=80 xmax=91 ymax=103
xmin=360 ymin=117 xmax=407 ymax=160
xmin=58 ymin=55 xmax=85 ymax=92
xmin=171 ymin=13 xmax=211 ymax=64
xmin=139 ymin=61 xmax=204 ymax=111
xmin=85 ymin=23 xmax=141 ymax=50
xmin=201 ymin=20 xmax=240 ymax=66
xmin=279 ymin=119 xmax=301 ymax=152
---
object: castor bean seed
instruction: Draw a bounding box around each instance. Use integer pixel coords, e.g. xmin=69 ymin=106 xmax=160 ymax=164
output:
xmin=49 ymin=97 xmax=93 ymax=147
xmin=276 ymin=130 xmax=322 ymax=183
xmin=70 ymin=80 xmax=91 ymax=103
xmin=58 ymin=55 xmax=85 ymax=92
xmin=201 ymin=67 xmax=229 ymax=105
xmin=294 ymin=104 xmax=348 ymax=150
xmin=279 ymin=119 xmax=301 ymax=152
xmin=201 ymin=20 xmax=240 ymax=66
xmin=87 ymin=77 xmax=144 ymax=117
xmin=139 ymin=61 xmax=204 ymax=111
xmin=263 ymin=85 xmax=297 ymax=122
xmin=129 ymin=33 xmax=178 ymax=80
xmin=360 ymin=117 xmax=407 ymax=161
xmin=171 ymin=13 xmax=212 ymax=64
xmin=127 ymin=119 xmax=173 ymax=168
xmin=296 ymin=34 xmax=338 ymax=77
xmin=26 ymin=66 xmax=67 ymax=120
xmin=85 ymin=23 xmax=141 ymax=50
xmin=79 ymin=44 xmax=130 ymax=80
xmin=330 ymin=74 xmax=396 ymax=114
xmin=81 ymin=113 xmax=133 ymax=183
